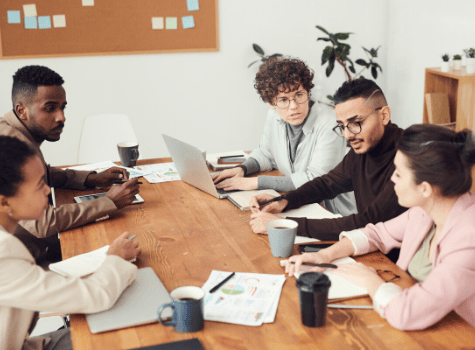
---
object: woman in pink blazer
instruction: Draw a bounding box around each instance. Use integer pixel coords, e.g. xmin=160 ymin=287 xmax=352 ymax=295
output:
xmin=286 ymin=124 xmax=475 ymax=330
xmin=0 ymin=136 xmax=141 ymax=350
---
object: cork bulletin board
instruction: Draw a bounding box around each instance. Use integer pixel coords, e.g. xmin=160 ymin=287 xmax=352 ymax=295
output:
xmin=0 ymin=0 xmax=218 ymax=59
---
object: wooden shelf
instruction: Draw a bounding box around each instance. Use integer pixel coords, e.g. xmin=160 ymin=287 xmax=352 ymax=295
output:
xmin=423 ymin=67 xmax=475 ymax=191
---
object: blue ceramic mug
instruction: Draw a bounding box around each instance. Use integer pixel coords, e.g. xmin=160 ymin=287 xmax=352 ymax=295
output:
xmin=158 ymin=286 xmax=204 ymax=333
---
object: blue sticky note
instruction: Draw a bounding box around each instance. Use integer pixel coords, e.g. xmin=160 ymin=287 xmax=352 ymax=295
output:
xmin=7 ymin=10 xmax=21 ymax=24
xmin=182 ymin=16 xmax=195 ymax=29
xmin=38 ymin=16 xmax=51 ymax=29
xmin=24 ymin=16 xmax=37 ymax=29
xmin=187 ymin=0 xmax=199 ymax=11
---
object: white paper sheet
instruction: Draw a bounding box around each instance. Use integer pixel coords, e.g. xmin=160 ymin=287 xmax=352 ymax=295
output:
xmin=67 ymin=160 xmax=149 ymax=179
xmin=280 ymin=257 xmax=368 ymax=299
xmin=276 ymin=203 xmax=343 ymax=244
xmin=133 ymin=163 xmax=180 ymax=183
xmin=202 ymin=270 xmax=286 ymax=326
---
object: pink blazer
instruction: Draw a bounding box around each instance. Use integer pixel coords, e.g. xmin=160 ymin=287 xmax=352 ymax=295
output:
xmin=358 ymin=192 xmax=475 ymax=330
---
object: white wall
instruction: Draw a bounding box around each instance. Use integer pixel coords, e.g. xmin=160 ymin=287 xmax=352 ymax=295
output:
xmin=0 ymin=0 xmax=396 ymax=167
xmin=386 ymin=0 xmax=475 ymax=128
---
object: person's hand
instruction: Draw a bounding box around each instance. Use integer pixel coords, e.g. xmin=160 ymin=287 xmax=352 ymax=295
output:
xmin=105 ymin=178 xmax=140 ymax=209
xmin=215 ymin=177 xmax=258 ymax=191
xmin=285 ymin=251 xmax=332 ymax=277
xmin=212 ymin=167 xmax=244 ymax=184
xmin=107 ymin=231 xmax=141 ymax=261
xmin=249 ymin=211 xmax=282 ymax=234
xmin=331 ymin=262 xmax=384 ymax=296
xmin=249 ymin=194 xmax=288 ymax=214
xmin=85 ymin=167 xmax=129 ymax=188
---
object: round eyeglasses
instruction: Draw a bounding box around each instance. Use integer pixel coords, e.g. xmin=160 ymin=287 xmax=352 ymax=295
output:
xmin=274 ymin=91 xmax=309 ymax=109
xmin=332 ymin=107 xmax=383 ymax=137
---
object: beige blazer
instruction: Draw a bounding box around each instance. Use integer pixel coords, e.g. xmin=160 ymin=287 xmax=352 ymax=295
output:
xmin=0 ymin=111 xmax=117 ymax=241
xmin=0 ymin=227 xmax=137 ymax=350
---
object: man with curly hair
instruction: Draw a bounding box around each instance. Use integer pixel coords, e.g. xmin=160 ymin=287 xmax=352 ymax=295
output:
xmin=249 ymin=78 xmax=406 ymax=255
xmin=213 ymin=57 xmax=356 ymax=216
xmin=0 ymin=65 xmax=140 ymax=262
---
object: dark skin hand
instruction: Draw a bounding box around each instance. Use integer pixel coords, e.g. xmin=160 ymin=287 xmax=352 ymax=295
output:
xmin=85 ymin=167 xmax=129 ymax=188
xmin=105 ymin=178 xmax=140 ymax=209
xmin=107 ymin=231 xmax=142 ymax=260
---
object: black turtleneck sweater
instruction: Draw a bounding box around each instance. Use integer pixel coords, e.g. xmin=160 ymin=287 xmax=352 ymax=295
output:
xmin=285 ymin=123 xmax=407 ymax=240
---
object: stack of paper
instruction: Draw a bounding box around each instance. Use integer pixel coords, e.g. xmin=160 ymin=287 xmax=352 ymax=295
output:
xmin=201 ymin=270 xmax=286 ymax=326
xmin=280 ymin=257 xmax=368 ymax=300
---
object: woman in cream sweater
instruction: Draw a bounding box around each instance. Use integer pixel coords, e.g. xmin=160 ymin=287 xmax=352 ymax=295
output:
xmin=0 ymin=136 xmax=141 ymax=350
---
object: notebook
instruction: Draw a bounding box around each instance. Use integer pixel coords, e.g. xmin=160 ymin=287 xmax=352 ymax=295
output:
xmin=86 ymin=267 xmax=173 ymax=333
xmin=227 ymin=189 xmax=280 ymax=211
xmin=162 ymin=134 xmax=239 ymax=199
xmin=206 ymin=150 xmax=249 ymax=171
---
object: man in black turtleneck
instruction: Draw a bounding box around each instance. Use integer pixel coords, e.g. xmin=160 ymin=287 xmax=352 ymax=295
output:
xmin=249 ymin=79 xmax=406 ymax=244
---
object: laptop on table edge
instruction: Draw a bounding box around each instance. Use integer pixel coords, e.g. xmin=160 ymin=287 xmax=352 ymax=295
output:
xmin=162 ymin=134 xmax=238 ymax=199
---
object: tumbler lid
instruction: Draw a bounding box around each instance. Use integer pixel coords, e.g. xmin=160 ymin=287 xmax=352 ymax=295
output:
xmin=296 ymin=272 xmax=331 ymax=293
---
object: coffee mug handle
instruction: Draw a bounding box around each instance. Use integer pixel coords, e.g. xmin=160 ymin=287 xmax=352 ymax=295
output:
xmin=157 ymin=303 xmax=175 ymax=326
xmin=132 ymin=149 xmax=139 ymax=162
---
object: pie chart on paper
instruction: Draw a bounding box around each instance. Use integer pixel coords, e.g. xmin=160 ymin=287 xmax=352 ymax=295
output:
xmin=221 ymin=284 xmax=245 ymax=295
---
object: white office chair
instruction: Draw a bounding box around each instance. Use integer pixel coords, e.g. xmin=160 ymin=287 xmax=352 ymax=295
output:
xmin=29 ymin=312 xmax=69 ymax=337
xmin=77 ymin=114 xmax=138 ymax=164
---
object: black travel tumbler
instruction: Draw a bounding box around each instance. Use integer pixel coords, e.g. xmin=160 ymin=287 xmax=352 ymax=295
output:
xmin=296 ymin=272 xmax=331 ymax=327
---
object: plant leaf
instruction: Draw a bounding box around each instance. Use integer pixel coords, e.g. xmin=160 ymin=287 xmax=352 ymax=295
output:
xmin=371 ymin=66 xmax=378 ymax=79
xmin=269 ymin=53 xmax=283 ymax=58
xmin=248 ymin=60 xmax=259 ymax=68
xmin=327 ymin=95 xmax=335 ymax=102
xmin=335 ymin=32 xmax=352 ymax=40
xmin=317 ymin=37 xmax=331 ymax=42
xmin=322 ymin=46 xmax=333 ymax=65
xmin=356 ymin=59 xmax=367 ymax=66
xmin=326 ymin=59 xmax=335 ymax=77
xmin=316 ymin=25 xmax=330 ymax=35
xmin=253 ymin=44 xmax=265 ymax=55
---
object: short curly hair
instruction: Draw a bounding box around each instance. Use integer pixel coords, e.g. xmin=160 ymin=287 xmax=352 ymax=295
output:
xmin=254 ymin=57 xmax=314 ymax=104
xmin=12 ymin=65 xmax=64 ymax=107
xmin=0 ymin=136 xmax=36 ymax=197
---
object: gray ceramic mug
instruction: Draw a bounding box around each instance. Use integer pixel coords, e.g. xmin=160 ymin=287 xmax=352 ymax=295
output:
xmin=266 ymin=219 xmax=298 ymax=258
xmin=117 ymin=141 xmax=139 ymax=167
xmin=158 ymin=286 xmax=205 ymax=333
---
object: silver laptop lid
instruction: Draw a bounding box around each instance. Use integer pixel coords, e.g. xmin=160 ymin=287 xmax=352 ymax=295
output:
xmin=162 ymin=134 xmax=222 ymax=198
xmin=86 ymin=267 xmax=172 ymax=333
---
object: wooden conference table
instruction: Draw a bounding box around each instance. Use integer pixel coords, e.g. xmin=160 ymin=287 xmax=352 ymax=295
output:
xmin=56 ymin=158 xmax=475 ymax=350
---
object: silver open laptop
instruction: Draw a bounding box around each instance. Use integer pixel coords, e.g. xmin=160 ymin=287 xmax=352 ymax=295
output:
xmin=162 ymin=134 xmax=237 ymax=199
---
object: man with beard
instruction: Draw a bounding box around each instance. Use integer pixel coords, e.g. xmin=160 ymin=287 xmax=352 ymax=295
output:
xmin=0 ymin=65 xmax=140 ymax=262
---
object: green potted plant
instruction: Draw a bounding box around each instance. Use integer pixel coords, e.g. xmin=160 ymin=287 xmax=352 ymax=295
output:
xmin=441 ymin=53 xmax=450 ymax=72
xmin=464 ymin=48 xmax=475 ymax=74
xmin=316 ymin=25 xmax=382 ymax=102
xmin=248 ymin=44 xmax=283 ymax=68
xmin=453 ymin=54 xmax=462 ymax=70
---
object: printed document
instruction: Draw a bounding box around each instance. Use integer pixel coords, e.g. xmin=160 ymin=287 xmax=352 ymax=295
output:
xmin=202 ymin=270 xmax=286 ymax=326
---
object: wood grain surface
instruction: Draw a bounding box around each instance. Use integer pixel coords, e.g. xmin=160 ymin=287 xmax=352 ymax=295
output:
xmin=56 ymin=158 xmax=475 ymax=350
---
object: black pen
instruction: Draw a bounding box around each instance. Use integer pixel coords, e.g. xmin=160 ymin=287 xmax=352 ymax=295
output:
xmin=112 ymin=180 xmax=143 ymax=184
xmin=290 ymin=261 xmax=338 ymax=269
xmin=209 ymin=272 xmax=235 ymax=293
xmin=253 ymin=194 xmax=287 ymax=208
xmin=218 ymin=155 xmax=244 ymax=159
